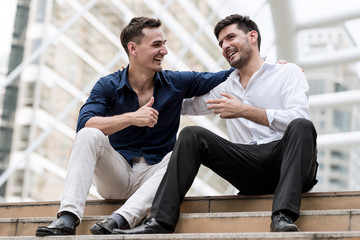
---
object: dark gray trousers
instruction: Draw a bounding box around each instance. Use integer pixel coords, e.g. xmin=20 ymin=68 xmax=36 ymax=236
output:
xmin=150 ymin=118 xmax=318 ymax=231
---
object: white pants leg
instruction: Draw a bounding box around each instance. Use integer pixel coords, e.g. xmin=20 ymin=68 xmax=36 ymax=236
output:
xmin=58 ymin=127 xmax=170 ymax=228
xmin=58 ymin=127 xmax=130 ymax=220
xmin=113 ymin=152 xmax=170 ymax=228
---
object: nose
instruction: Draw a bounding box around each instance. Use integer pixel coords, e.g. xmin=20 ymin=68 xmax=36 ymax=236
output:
xmin=160 ymin=45 xmax=168 ymax=55
xmin=221 ymin=40 xmax=230 ymax=51
xmin=221 ymin=42 xmax=230 ymax=57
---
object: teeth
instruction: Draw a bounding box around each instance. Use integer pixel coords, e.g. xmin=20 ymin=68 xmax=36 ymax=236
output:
xmin=227 ymin=48 xmax=237 ymax=59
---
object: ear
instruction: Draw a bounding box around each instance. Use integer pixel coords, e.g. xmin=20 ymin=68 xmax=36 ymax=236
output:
xmin=128 ymin=42 xmax=137 ymax=56
xmin=248 ymin=30 xmax=258 ymax=45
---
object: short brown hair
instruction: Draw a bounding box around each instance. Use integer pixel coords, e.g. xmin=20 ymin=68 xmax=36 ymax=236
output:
xmin=120 ymin=17 xmax=162 ymax=55
xmin=214 ymin=14 xmax=261 ymax=51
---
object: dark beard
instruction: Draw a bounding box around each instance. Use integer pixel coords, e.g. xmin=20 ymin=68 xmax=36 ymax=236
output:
xmin=230 ymin=47 xmax=252 ymax=69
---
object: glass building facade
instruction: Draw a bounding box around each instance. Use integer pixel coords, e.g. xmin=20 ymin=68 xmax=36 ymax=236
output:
xmin=0 ymin=0 xmax=359 ymax=202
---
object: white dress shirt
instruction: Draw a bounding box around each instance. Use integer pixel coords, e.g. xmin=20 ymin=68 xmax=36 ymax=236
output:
xmin=181 ymin=59 xmax=310 ymax=145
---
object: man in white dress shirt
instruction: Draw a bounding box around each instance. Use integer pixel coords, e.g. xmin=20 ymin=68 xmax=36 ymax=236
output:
xmin=113 ymin=14 xmax=318 ymax=234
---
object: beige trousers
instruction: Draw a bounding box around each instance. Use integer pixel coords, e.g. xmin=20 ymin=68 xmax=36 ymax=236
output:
xmin=58 ymin=127 xmax=170 ymax=228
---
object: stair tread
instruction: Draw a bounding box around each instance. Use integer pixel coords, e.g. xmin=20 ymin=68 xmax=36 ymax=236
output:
xmin=1 ymin=191 xmax=360 ymax=237
xmin=1 ymin=231 xmax=360 ymax=239
xmin=1 ymin=191 xmax=360 ymax=219
xmin=0 ymin=208 xmax=359 ymax=221
xmin=1 ymin=191 xmax=359 ymax=207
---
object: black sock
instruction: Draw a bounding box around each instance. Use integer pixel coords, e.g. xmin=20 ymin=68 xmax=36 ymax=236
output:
xmin=110 ymin=213 xmax=129 ymax=229
xmin=59 ymin=211 xmax=79 ymax=228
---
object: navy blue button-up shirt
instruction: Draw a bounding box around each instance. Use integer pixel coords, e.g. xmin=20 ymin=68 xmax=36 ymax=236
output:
xmin=77 ymin=66 xmax=233 ymax=166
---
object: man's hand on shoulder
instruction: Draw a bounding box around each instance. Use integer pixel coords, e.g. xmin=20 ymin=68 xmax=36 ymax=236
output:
xmin=277 ymin=59 xmax=304 ymax=72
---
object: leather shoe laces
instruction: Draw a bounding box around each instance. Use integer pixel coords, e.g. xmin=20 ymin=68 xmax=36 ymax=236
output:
xmin=274 ymin=212 xmax=294 ymax=223
xmin=270 ymin=212 xmax=300 ymax=232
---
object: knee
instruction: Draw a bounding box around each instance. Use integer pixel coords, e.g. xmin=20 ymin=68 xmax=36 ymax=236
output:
xmin=76 ymin=127 xmax=107 ymax=144
xmin=178 ymin=126 xmax=208 ymax=143
xmin=288 ymin=118 xmax=317 ymax=139
xmin=289 ymin=118 xmax=316 ymax=133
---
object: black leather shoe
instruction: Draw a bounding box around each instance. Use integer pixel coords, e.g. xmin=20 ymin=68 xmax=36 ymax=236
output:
xmin=35 ymin=218 xmax=76 ymax=236
xmin=112 ymin=218 xmax=172 ymax=234
xmin=270 ymin=212 xmax=300 ymax=232
xmin=90 ymin=218 xmax=118 ymax=235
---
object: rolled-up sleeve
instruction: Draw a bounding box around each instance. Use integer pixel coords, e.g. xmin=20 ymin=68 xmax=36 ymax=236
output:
xmin=176 ymin=69 xmax=233 ymax=98
xmin=181 ymin=79 xmax=225 ymax=115
xmin=266 ymin=65 xmax=310 ymax=133
xmin=181 ymin=95 xmax=210 ymax=115
xmin=76 ymin=79 xmax=112 ymax=132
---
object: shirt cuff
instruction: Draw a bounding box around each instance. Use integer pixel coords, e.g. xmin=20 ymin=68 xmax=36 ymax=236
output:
xmin=265 ymin=109 xmax=276 ymax=133
xmin=76 ymin=116 xmax=93 ymax=132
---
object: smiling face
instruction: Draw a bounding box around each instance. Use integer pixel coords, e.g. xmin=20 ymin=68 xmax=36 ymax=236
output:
xmin=218 ymin=24 xmax=253 ymax=69
xmin=131 ymin=27 xmax=168 ymax=73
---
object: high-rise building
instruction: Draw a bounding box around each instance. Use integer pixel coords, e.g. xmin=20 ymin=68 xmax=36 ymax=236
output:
xmin=0 ymin=0 xmax=360 ymax=202
xmin=301 ymin=28 xmax=360 ymax=191
xmin=0 ymin=0 xmax=32 ymax=200
xmin=0 ymin=0 xmax=232 ymax=202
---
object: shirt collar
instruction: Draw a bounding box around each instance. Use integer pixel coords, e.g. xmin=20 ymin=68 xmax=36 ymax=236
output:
xmin=263 ymin=56 xmax=277 ymax=66
xmin=116 ymin=65 xmax=164 ymax=91
xmin=117 ymin=65 xmax=131 ymax=91
xmin=228 ymin=56 xmax=276 ymax=82
xmin=154 ymin=71 xmax=165 ymax=87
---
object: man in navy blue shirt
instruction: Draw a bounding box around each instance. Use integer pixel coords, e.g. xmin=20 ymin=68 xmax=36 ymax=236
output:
xmin=35 ymin=17 xmax=233 ymax=237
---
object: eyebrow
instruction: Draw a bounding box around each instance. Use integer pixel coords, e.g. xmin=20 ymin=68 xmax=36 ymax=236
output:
xmin=218 ymin=33 xmax=234 ymax=47
xmin=152 ymin=40 xmax=166 ymax=45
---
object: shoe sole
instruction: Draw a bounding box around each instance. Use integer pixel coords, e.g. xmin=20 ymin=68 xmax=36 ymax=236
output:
xmin=35 ymin=229 xmax=52 ymax=237
xmin=271 ymin=226 xmax=300 ymax=232
xmin=90 ymin=224 xmax=111 ymax=235
xmin=35 ymin=226 xmax=75 ymax=236
xmin=282 ymin=227 xmax=300 ymax=232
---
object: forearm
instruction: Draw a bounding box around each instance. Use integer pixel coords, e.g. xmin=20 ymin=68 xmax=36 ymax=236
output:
xmin=241 ymin=105 xmax=269 ymax=127
xmin=85 ymin=113 xmax=133 ymax=136
xmin=266 ymin=107 xmax=310 ymax=132
xmin=206 ymin=93 xmax=269 ymax=127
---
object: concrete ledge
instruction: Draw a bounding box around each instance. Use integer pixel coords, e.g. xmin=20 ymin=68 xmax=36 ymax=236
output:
xmin=2 ymin=209 xmax=360 ymax=236
xmin=1 ymin=191 xmax=360 ymax=218
xmin=175 ymin=209 xmax=360 ymax=233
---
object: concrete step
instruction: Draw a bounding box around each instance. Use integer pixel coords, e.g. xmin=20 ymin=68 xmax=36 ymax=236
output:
xmin=1 ymin=209 xmax=360 ymax=236
xmin=1 ymin=191 xmax=360 ymax=238
xmin=1 ymin=232 xmax=360 ymax=240
xmin=1 ymin=191 xmax=359 ymax=218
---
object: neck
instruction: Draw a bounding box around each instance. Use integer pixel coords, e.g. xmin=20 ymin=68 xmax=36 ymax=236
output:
xmin=238 ymin=53 xmax=264 ymax=79
xmin=128 ymin=63 xmax=155 ymax=92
